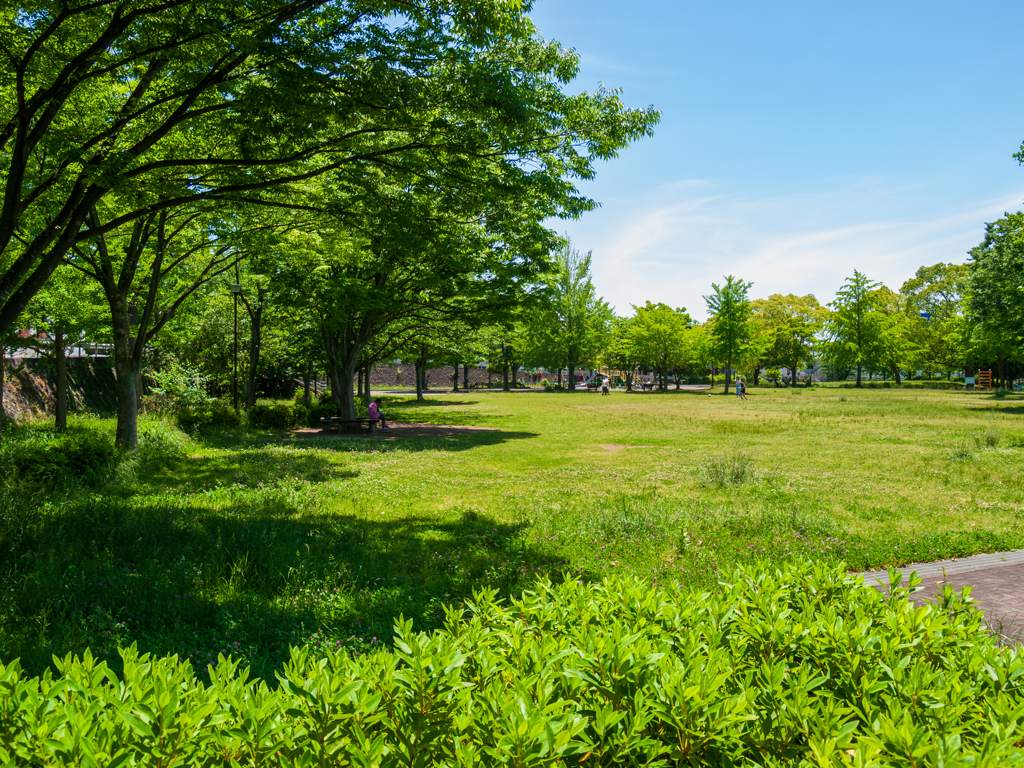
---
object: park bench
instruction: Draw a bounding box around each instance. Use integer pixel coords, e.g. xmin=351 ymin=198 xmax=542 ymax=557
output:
xmin=320 ymin=416 xmax=381 ymax=435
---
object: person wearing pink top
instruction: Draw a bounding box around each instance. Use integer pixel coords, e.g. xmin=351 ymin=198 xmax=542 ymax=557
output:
xmin=367 ymin=398 xmax=390 ymax=430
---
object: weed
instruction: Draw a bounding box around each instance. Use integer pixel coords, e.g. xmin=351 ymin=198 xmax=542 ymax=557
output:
xmin=700 ymin=453 xmax=755 ymax=487
xmin=949 ymin=442 xmax=974 ymax=462
xmin=972 ymin=429 xmax=1001 ymax=449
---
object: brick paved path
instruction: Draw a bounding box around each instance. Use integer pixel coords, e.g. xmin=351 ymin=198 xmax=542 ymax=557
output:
xmin=860 ymin=550 xmax=1024 ymax=642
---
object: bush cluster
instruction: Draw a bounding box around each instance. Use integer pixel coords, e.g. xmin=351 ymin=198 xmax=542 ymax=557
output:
xmin=1 ymin=429 xmax=115 ymax=488
xmin=2 ymin=560 xmax=1022 ymax=766
xmin=830 ymin=381 xmax=967 ymax=391
xmin=176 ymin=402 xmax=242 ymax=431
xmin=248 ymin=402 xmax=309 ymax=430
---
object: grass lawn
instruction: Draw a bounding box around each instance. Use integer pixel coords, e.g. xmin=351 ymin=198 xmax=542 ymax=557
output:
xmin=2 ymin=385 xmax=1023 ymax=679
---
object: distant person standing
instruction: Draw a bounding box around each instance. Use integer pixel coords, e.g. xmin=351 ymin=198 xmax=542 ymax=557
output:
xmin=735 ymin=378 xmax=742 ymax=398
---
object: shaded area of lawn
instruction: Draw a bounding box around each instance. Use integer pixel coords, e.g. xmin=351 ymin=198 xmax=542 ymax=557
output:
xmin=0 ymin=492 xmax=583 ymax=681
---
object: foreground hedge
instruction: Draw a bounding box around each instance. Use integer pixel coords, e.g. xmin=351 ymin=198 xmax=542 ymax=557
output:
xmin=2 ymin=561 xmax=1023 ymax=766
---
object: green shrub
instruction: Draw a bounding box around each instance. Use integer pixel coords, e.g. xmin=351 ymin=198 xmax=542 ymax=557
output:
xmin=136 ymin=422 xmax=191 ymax=469
xmin=248 ymin=402 xmax=311 ymax=430
xmin=248 ymin=402 xmax=292 ymax=429
xmin=176 ymin=402 xmax=241 ymax=431
xmin=2 ymin=429 xmax=115 ymax=488
xmin=145 ymin=362 xmax=213 ymax=414
xmin=1 ymin=561 xmax=1022 ymax=765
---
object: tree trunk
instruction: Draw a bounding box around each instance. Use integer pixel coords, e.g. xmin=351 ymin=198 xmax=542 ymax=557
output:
xmin=302 ymin=363 xmax=311 ymax=407
xmin=102 ymin=278 xmax=144 ymax=449
xmin=724 ymin=358 xmax=732 ymax=393
xmin=415 ymin=346 xmax=427 ymax=401
xmin=556 ymin=368 xmax=562 ymax=387
xmin=463 ymin=362 xmax=469 ymax=390
xmin=511 ymin=363 xmax=520 ymax=388
xmin=0 ymin=349 xmax=6 ymax=432
xmin=323 ymin=331 xmax=361 ymax=421
xmin=54 ymin=325 xmax=68 ymax=432
xmin=243 ymin=302 xmax=262 ymax=409
xmin=501 ymin=353 xmax=509 ymax=392
xmin=890 ymin=365 xmax=902 ymax=385
xmin=111 ymin=306 xmax=142 ymax=448
xmin=856 ymin=363 xmax=862 ymax=387
xmin=452 ymin=363 xmax=459 ymax=392
xmin=567 ymin=359 xmax=577 ymax=391
xmin=356 ymin=367 xmax=363 ymax=402
xmin=363 ymin=363 xmax=372 ymax=402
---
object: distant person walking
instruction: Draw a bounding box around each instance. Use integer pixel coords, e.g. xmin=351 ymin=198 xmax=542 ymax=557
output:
xmin=368 ymin=398 xmax=390 ymax=431
xmin=740 ymin=378 xmax=748 ymax=400
xmin=735 ymin=378 xmax=742 ymax=398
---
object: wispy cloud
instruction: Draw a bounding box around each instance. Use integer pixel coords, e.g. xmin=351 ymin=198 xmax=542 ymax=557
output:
xmin=560 ymin=179 xmax=1024 ymax=319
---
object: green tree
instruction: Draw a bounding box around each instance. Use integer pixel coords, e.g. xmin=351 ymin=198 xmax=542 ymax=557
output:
xmin=0 ymin=0 xmax=659 ymax=339
xmin=68 ymin=202 xmax=293 ymax=447
xmin=704 ymin=276 xmax=753 ymax=393
xmin=873 ymin=286 xmax=922 ymax=384
xmin=825 ymin=271 xmax=883 ymax=387
xmin=530 ymin=247 xmax=612 ymax=392
xmin=968 ymin=213 xmax=1024 ymax=384
xmin=629 ymin=302 xmax=692 ymax=391
xmin=19 ymin=265 xmax=108 ymax=430
xmin=750 ymin=294 xmax=828 ymax=387
xmin=601 ymin=316 xmax=641 ymax=390
xmin=901 ymin=263 xmax=971 ymax=378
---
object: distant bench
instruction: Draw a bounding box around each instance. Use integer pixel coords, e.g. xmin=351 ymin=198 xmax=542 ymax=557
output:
xmin=320 ymin=416 xmax=381 ymax=435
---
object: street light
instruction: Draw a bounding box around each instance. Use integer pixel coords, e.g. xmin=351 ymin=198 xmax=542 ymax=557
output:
xmin=228 ymin=283 xmax=242 ymax=410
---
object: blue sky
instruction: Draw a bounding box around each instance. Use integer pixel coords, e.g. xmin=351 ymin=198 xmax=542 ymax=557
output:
xmin=528 ymin=1 xmax=1024 ymax=320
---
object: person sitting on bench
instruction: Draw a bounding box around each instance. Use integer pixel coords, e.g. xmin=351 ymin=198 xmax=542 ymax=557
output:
xmin=367 ymin=398 xmax=390 ymax=431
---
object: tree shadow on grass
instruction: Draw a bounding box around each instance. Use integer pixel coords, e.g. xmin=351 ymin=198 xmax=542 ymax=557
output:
xmin=0 ymin=496 xmax=584 ymax=682
xmin=142 ymin=447 xmax=359 ymax=491
xmin=289 ymin=429 xmax=539 ymax=454
xmin=382 ymin=398 xmax=481 ymax=407
xmin=967 ymin=404 xmax=1024 ymax=416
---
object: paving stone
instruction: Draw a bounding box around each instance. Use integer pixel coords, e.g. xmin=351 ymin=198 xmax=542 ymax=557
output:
xmin=859 ymin=551 xmax=1024 ymax=643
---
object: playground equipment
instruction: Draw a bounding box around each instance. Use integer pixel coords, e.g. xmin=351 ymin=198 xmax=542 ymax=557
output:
xmin=977 ymin=370 xmax=992 ymax=391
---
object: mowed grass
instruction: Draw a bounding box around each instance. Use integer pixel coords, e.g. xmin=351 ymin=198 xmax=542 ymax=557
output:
xmin=2 ymin=385 xmax=1023 ymax=680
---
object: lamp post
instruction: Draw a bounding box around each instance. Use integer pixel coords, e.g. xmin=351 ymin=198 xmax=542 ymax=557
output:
xmin=228 ymin=283 xmax=242 ymax=410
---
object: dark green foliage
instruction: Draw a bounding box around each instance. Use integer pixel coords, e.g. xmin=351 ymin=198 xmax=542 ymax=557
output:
xmin=969 ymin=212 xmax=1024 ymax=341
xmin=308 ymin=399 xmax=344 ymax=427
xmin=247 ymin=402 xmax=308 ymax=430
xmin=1 ymin=561 xmax=1023 ymax=765
xmin=136 ymin=423 xmax=191 ymax=469
xmin=1 ymin=428 xmax=115 ymax=488
xmin=176 ymin=402 xmax=242 ymax=432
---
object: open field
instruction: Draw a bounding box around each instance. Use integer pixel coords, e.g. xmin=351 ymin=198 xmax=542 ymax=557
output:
xmin=2 ymin=386 xmax=1023 ymax=679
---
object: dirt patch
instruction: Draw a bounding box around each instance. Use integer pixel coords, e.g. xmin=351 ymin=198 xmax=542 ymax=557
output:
xmin=289 ymin=422 xmax=501 ymax=440
xmin=599 ymin=444 xmax=653 ymax=452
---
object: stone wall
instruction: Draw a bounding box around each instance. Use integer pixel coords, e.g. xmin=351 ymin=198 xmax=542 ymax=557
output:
xmin=1 ymin=357 xmax=118 ymax=422
xmin=366 ymin=365 xmax=494 ymax=390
